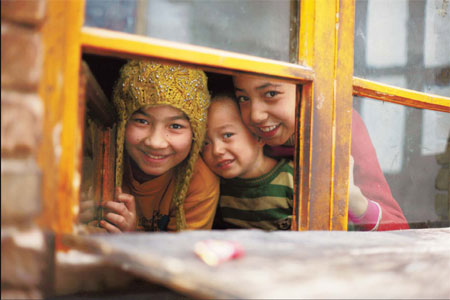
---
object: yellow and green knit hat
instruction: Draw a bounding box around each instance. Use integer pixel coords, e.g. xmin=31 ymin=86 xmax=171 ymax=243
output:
xmin=112 ymin=59 xmax=210 ymax=230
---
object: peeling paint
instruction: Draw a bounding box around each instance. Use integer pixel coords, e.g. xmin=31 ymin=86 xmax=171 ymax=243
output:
xmin=317 ymin=94 xmax=325 ymax=109
xmin=52 ymin=122 xmax=62 ymax=164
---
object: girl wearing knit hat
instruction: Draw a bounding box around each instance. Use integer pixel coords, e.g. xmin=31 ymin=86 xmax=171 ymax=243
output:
xmin=100 ymin=60 xmax=219 ymax=232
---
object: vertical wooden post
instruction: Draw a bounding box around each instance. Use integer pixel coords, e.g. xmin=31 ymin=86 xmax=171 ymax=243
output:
xmin=296 ymin=0 xmax=355 ymax=230
xmin=37 ymin=0 xmax=85 ymax=234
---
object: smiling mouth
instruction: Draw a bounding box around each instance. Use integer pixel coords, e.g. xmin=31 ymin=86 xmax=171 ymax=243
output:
xmin=217 ymin=159 xmax=234 ymax=169
xmin=256 ymin=124 xmax=280 ymax=138
xmin=143 ymin=151 xmax=169 ymax=160
xmin=259 ymin=124 xmax=279 ymax=133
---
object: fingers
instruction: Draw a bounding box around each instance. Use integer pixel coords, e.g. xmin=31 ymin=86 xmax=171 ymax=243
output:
xmin=100 ymin=220 xmax=122 ymax=233
xmin=102 ymin=200 xmax=136 ymax=232
xmin=100 ymin=188 xmax=137 ymax=233
xmin=117 ymin=192 xmax=136 ymax=212
xmin=103 ymin=200 xmax=128 ymax=216
xmin=114 ymin=186 xmax=122 ymax=201
xmin=104 ymin=211 xmax=127 ymax=229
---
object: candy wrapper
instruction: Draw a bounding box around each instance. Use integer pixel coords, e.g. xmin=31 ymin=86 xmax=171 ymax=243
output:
xmin=194 ymin=239 xmax=245 ymax=266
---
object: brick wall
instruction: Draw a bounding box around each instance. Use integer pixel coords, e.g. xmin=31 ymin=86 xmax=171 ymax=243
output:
xmin=1 ymin=0 xmax=53 ymax=298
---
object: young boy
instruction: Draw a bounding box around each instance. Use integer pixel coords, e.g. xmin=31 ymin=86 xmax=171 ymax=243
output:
xmin=202 ymin=92 xmax=294 ymax=230
xmin=233 ymin=73 xmax=409 ymax=231
xmin=100 ymin=60 xmax=219 ymax=232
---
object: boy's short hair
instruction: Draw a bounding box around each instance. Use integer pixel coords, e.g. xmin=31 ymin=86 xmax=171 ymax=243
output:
xmin=211 ymin=90 xmax=237 ymax=103
xmin=112 ymin=60 xmax=210 ymax=230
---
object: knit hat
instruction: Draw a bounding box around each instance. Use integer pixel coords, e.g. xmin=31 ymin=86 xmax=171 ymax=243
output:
xmin=112 ymin=60 xmax=210 ymax=230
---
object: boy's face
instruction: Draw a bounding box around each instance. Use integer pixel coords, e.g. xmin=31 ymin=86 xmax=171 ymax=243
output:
xmin=233 ymin=74 xmax=296 ymax=146
xmin=202 ymin=97 xmax=264 ymax=179
xmin=125 ymin=105 xmax=192 ymax=179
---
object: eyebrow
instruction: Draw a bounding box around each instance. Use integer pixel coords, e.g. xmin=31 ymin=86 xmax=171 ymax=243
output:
xmin=133 ymin=108 xmax=188 ymax=121
xmin=216 ymin=124 xmax=236 ymax=131
xmin=235 ymin=82 xmax=282 ymax=92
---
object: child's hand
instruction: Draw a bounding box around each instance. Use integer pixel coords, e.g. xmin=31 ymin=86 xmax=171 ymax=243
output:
xmin=348 ymin=156 xmax=369 ymax=217
xmin=100 ymin=187 xmax=137 ymax=233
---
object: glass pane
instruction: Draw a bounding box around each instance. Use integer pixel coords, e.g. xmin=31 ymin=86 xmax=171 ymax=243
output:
xmin=354 ymin=0 xmax=450 ymax=97
xmin=84 ymin=0 xmax=297 ymax=63
xmin=353 ymin=96 xmax=450 ymax=228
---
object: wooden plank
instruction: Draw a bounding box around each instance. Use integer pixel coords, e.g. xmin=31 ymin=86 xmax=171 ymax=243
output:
xmin=80 ymin=27 xmax=315 ymax=84
xmin=37 ymin=0 xmax=85 ymax=234
xmin=92 ymin=124 xmax=104 ymax=225
xmin=101 ymin=126 xmax=116 ymax=204
xmin=62 ymin=228 xmax=450 ymax=299
xmin=296 ymin=0 xmax=355 ymax=230
xmin=353 ymin=77 xmax=450 ymax=112
xmin=296 ymin=83 xmax=313 ymax=231
xmin=298 ymin=0 xmax=315 ymax=67
xmin=307 ymin=0 xmax=337 ymax=230
xmin=331 ymin=0 xmax=354 ymax=230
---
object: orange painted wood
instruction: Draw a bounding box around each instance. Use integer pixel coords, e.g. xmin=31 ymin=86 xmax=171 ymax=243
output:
xmin=93 ymin=126 xmax=104 ymax=224
xmin=80 ymin=26 xmax=315 ymax=84
xmin=331 ymin=0 xmax=354 ymax=230
xmin=353 ymin=77 xmax=450 ymax=113
xmin=296 ymin=0 xmax=354 ymax=230
xmin=37 ymin=0 xmax=85 ymax=233
xmin=101 ymin=126 xmax=116 ymax=206
xmin=298 ymin=0 xmax=315 ymax=67
xmin=307 ymin=0 xmax=336 ymax=230
xmin=296 ymin=83 xmax=314 ymax=230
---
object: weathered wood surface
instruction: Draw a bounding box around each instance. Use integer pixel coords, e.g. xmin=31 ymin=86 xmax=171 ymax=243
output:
xmin=63 ymin=228 xmax=450 ymax=299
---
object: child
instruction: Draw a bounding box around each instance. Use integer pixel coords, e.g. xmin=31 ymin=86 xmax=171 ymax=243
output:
xmin=233 ymin=73 xmax=409 ymax=231
xmin=100 ymin=60 xmax=219 ymax=232
xmin=202 ymin=92 xmax=294 ymax=230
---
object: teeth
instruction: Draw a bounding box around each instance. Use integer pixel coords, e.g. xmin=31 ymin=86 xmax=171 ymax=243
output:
xmin=145 ymin=153 xmax=165 ymax=159
xmin=218 ymin=160 xmax=232 ymax=167
xmin=260 ymin=125 xmax=278 ymax=132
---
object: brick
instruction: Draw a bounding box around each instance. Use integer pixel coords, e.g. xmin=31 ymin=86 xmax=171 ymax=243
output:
xmin=1 ymin=21 xmax=42 ymax=91
xmin=1 ymin=90 xmax=43 ymax=157
xmin=1 ymin=158 xmax=42 ymax=223
xmin=1 ymin=227 xmax=53 ymax=296
xmin=1 ymin=0 xmax=46 ymax=26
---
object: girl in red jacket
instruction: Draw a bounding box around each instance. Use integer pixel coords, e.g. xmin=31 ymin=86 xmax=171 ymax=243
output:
xmin=233 ymin=73 xmax=409 ymax=231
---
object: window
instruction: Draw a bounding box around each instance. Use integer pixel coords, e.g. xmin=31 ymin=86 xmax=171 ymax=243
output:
xmin=39 ymin=0 xmax=449 ymax=234
xmin=353 ymin=0 xmax=450 ymax=228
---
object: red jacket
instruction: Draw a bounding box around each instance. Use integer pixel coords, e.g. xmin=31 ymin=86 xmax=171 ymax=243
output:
xmin=351 ymin=110 xmax=409 ymax=230
xmin=265 ymin=110 xmax=409 ymax=231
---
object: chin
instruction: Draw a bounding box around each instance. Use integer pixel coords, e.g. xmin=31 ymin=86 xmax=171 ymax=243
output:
xmin=218 ymin=171 xmax=238 ymax=179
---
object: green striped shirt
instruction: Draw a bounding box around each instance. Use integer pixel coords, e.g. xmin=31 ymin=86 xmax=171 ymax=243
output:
xmin=219 ymin=159 xmax=294 ymax=230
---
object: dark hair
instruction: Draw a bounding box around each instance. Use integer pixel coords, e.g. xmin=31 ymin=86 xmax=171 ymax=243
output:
xmin=206 ymin=72 xmax=234 ymax=99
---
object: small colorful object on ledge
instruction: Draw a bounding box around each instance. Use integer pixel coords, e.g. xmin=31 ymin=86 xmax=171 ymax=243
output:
xmin=194 ymin=240 xmax=245 ymax=266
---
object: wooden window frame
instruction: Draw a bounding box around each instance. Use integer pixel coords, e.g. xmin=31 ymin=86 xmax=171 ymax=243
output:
xmin=38 ymin=0 xmax=450 ymax=234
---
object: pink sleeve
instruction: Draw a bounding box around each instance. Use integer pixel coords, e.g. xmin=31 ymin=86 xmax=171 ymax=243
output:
xmin=351 ymin=110 xmax=409 ymax=231
xmin=349 ymin=200 xmax=382 ymax=231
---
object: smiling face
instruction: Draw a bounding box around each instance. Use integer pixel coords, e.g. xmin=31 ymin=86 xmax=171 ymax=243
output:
xmin=233 ymin=74 xmax=297 ymax=146
xmin=202 ymin=96 xmax=266 ymax=179
xmin=125 ymin=105 xmax=193 ymax=181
